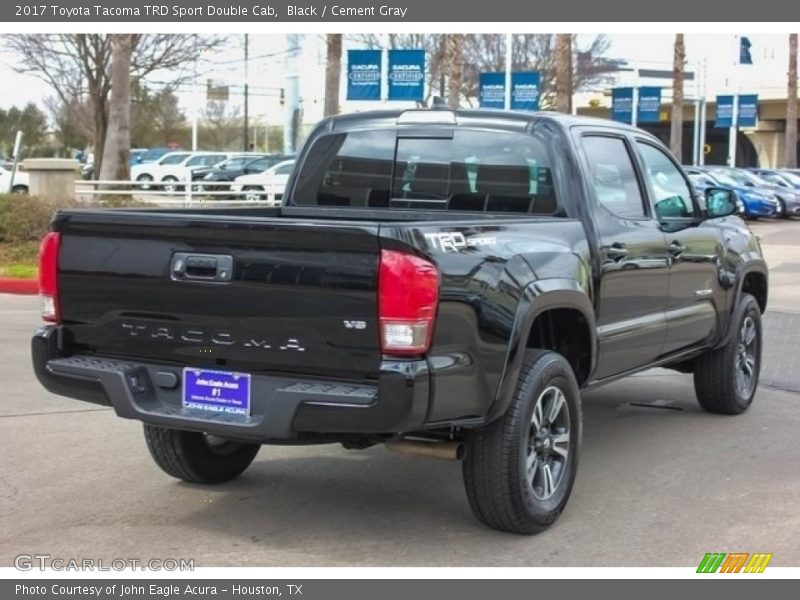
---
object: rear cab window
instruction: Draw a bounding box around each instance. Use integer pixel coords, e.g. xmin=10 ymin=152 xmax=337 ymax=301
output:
xmin=291 ymin=128 xmax=561 ymax=215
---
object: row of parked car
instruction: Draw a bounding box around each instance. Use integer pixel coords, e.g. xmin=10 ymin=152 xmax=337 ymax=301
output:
xmin=685 ymin=166 xmax=800 ymax=219
xmin=129 ymin=150 xmax=295 ymax=202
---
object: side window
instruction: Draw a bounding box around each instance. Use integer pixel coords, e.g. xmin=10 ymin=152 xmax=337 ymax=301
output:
xmin=582 ymin=136 xmax=647 ymax=219
xmin=637 ymin=142 xmax=695 ymax=219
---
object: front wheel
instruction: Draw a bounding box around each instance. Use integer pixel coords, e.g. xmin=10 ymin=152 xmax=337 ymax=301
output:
xmin=136 ymin=174 xmax=153 ymax=190
xmin=143 ymin=424 xmax=260 ymax=484
xmin=778 ymin=199 xmax=790 ymax=219
xmin=11 ymin=185 xmax=28 ymax=194
xmin=693 ymin=293 xmax=762 ymax=415
xmin=463 ymin=350 xmax=582 ymax=534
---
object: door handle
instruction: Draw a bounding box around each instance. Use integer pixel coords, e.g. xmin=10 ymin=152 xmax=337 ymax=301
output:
xmin=668 ymin=241 xmax=686 ymax=256
xmin=171 ymin=253 xmax=233 ymax=282
xmin=605 ymin=242 xmax=628 ymax=260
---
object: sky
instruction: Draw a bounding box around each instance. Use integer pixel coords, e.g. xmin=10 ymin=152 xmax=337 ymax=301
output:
xmin=0 ymin=33 xmax=793 ymax=127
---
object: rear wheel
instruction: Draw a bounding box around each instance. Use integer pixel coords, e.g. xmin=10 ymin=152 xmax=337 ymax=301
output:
xmin=161 ymin=176 xmax=180 ymax=193
xmin=11 ymin=185 xmax=28 ymax=194
xmin=693 ymin=293 xmax=762 ymax=415
xmin=463 ymin=350 xmax=582 ymax=534
xmin=143 ymin=424 xmax=260 ymax=484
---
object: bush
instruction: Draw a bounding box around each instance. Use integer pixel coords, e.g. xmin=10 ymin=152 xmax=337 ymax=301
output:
xmin=0 ymin=194 xmax=78 ymax=244
xmin=98 ymin=195 xmax=147 ymax=208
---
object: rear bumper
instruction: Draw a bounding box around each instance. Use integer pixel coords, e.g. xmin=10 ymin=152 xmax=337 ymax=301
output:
xmin=32 ymin=326 xmax=431 ymax=442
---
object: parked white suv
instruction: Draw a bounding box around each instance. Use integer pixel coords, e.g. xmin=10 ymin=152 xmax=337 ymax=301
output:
xmin=231 ymin=160 xmax=296 ymax=204
xmin=131 ymin=152 xmax=232 ymax=191
xmin=0 ymin=165 xmax=29 ymax=194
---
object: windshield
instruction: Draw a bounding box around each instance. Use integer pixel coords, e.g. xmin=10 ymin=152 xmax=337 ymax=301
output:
xmin=780 ymin=171 xmax=800 ymax=186
xmin=741 ymin=171 xmax=773 ymax=186
xmin=244 ymin=157 xmax=285 ymax=172
xmin=159 ymin=153 xmax=190 ymax=165
xmin=710 ymin=170 xmax=746 ymax=187
xmin=142 ymin=148 xmax=170 ymax=162
xmin=222 ymin=156 xmax=263 ymax=170
xmin=718 ymin=168 xmax=769 ymax=187
xmin=688 ymin=173 xmax=717 ymax=187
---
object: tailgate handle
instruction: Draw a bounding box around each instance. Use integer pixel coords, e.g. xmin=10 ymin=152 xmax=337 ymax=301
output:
xmin=171 ymin=253 xmax=233 ymax=283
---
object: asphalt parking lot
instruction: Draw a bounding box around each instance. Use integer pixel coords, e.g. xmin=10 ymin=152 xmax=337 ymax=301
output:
xmin=1 ymin=219 xmax=799 ymax=567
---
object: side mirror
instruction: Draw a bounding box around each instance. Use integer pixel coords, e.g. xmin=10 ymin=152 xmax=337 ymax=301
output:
xmin=704 ymin=187 xmax=738 ymax=218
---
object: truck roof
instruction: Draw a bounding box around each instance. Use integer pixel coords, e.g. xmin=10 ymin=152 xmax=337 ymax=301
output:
xmin=321 ymin=108 xmax=646 ymax=136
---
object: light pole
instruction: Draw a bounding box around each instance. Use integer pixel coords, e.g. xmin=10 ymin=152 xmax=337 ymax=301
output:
xmin=243 ymin=33 xmax=250 ymax=151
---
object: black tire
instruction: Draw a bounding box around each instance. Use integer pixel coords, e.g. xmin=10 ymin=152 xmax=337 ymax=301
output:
xmin=136 ymin=174 xmax=153 ymax=190
xmin=11 ymin=185 xmax=28 ymax=194
xmin=778 ymin=198 xmax=790 ymax=219
xmin=693 ymin=292 xmax=762 ymax=415
xmin=143 ymin=424 xmax=260 ymax=484
xmin=161 ymin=176 xmax=180 ymax=193
xmin=243 ymin=186 xmax=265 ymax=202
xmin=463 ymin=350 xmax=582 ymax=534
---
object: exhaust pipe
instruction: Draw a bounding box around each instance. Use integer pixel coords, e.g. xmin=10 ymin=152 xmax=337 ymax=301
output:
xmin=384 ymin=440 xmax=466 ymax=461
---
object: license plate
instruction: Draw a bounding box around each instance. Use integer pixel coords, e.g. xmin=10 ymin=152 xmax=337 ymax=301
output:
xmin=182 ymin=368 xmax=251 ymax=416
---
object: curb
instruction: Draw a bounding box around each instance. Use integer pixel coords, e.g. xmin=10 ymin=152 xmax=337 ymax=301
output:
xmin=0 ymin=278 xmax=38 ymax=295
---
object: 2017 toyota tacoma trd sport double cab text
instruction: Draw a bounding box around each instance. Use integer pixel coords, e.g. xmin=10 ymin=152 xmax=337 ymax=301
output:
xmin=32 ymin=110 xmax=767 ymax=534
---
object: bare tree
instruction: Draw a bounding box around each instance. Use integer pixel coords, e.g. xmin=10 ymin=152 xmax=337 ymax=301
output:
xmin=99 ymin=35 xmax=134 ymax=182
xmin=446 ymin=35 xmax=464 ymax=108
xmin=787 ymin=33 xmax=798 ymax=169
xmin=670 ymin=34 xmax=686 ymax=162
xmin=324 ymin=34 xmax=342 ymax=117
xmin=3 ymin=34 xmax=224 ymax=175
xmin=200 ymin=101 xmax=241 ymax=150
xmin=555 ymin=34 xmax=573 ymax=113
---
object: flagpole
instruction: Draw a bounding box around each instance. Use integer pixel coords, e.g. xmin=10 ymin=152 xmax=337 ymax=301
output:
xmin=504 ymin=33 xmax=512 ymax=110
xmin=727 ymin=35 xmax=739 ymax=167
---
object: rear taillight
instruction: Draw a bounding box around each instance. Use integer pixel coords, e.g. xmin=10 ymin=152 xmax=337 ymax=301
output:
xmin=38 ymin=232 xmax=61 ymax=322
xmin=378 ymin=249 xmax=439 ymax=356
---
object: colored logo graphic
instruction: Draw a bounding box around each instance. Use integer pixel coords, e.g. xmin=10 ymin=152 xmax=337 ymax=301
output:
xmin=697 ymin=552 xmax=773 ymax=573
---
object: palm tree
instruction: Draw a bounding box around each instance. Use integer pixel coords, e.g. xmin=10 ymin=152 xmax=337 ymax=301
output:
xmin=324 ymin=34 xmax=342 ymax=117
xmin=555 ymin=34 xmax=572 ymax=113
xmin=670 ymin=34 xmax=685 ymax=162
xmin=786 ymin=33 xmax=797 ymax=168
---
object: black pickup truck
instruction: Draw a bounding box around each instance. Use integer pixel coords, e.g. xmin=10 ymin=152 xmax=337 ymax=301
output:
xmin=32 ymin=109 xmax=767 ymax=534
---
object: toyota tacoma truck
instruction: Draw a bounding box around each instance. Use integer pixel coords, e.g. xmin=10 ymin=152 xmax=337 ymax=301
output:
xmin=32 ymin=109 xmax=767 ymax=534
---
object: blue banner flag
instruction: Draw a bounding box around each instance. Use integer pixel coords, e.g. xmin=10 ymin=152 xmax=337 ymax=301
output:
xmin=715 ymin=95 xmax=735 ymax=128
xmin=479 ymin=73 xmax=506 ymax=109
xmin=637 ymin=86 xmax=662 ymax=123
xmin=388 ymin=49 xmax=425 ymax=101
xmin=347 ymin=50 xmax=382 ymax=101
xmin=739 ymin=37 xmax=753 ymax=65
xmin=738 ymin=94 xmax=759 ymax=127
xmin=510 ymin=72 xmax=540 ymax=111
xmin=611 ymin=87 xmax=634 ymax=123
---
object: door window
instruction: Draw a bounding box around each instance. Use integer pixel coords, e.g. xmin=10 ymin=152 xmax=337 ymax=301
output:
xmin=637 ymin=142 xmax=695 ymax=219
xmin=582 ymin=136 xmax=647 ymax=219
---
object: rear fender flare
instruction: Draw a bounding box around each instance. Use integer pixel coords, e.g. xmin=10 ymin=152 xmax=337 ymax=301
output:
xmin=485 ymin=278 xmax=596 ymax=423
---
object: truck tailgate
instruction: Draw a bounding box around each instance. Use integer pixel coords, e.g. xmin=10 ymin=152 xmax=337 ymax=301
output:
xmin=53 ymin=211 xmax=382 ymax=380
